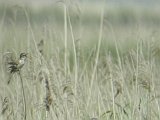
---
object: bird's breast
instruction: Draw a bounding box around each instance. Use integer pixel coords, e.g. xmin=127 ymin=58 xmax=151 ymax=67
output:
xmin=17 ymin=59 xmax=25 ymax=69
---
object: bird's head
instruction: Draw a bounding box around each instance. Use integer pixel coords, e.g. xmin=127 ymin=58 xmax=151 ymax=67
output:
xmin=20 ymin=53 xmax=28 ymax=59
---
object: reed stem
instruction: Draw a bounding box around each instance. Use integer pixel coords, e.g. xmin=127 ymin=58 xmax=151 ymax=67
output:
xmin=18 ymin=71 xmax=27 ymax=120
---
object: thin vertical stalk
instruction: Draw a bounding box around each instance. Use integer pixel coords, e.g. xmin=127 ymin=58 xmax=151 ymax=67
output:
xmin=108 ymin=54 xmax=115 ymax=120
xmin=67 ymin=7 xmax=78 ymax=99
xmin=0 ymin=5 xmax=6 ymax=60
xmin=27 ymin=15 xmax=30 ymax=70
xmin=18 ymin=71 xmax=26 ymax=120
xmin=63 ymin=2 xmax=70 ymax=120
xmin=136 ymin=41 xmax=139 ymax=92
xmin=87 ymin=7 xmax=104 ymax=107
xmin=64 ymin=2 xmax=68 ymax=76
xmin=0 ymin=5 xmax=6 ymax=33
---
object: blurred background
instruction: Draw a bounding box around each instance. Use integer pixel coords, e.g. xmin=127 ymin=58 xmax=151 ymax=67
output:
xmin=1 ymin=1 xmax=160 ymax=120
xmin=0 ymin=0 xmax=160 ymax=57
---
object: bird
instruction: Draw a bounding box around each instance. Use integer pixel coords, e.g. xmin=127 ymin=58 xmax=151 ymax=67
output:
xmin=7 ymin=53 xmax=28 ymax=84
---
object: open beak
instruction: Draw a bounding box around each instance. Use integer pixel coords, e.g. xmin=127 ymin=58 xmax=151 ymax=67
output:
xmin=25 ymin=53 xmax=28 ymax=58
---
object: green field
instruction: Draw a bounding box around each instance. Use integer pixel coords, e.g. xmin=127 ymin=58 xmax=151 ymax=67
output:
xmin=1 ymin=1 xmax=160 ymax=120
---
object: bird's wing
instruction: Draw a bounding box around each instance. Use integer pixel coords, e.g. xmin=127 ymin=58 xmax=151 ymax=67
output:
xmin=8 ymin=60 xmax=19 ymax=65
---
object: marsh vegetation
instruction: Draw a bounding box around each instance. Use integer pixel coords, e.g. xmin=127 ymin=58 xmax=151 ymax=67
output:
xmin=1 ymin=1 xmax=160 ymax=120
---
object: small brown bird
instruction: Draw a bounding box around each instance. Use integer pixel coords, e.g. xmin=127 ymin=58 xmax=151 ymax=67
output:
xmin=8 ymin=53 xmax=28 ymax=84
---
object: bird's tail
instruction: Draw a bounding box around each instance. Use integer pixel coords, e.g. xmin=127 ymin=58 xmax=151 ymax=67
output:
xmin=7 ymin=73 xmax=14 ymax=84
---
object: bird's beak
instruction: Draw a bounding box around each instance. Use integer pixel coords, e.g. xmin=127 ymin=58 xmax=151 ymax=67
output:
xmin=25 ymin=53 xmax=28 ymax=58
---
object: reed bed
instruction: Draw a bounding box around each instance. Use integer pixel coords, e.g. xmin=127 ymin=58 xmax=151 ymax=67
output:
xmin=0 ymin=1 xmax=160 ymax=120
